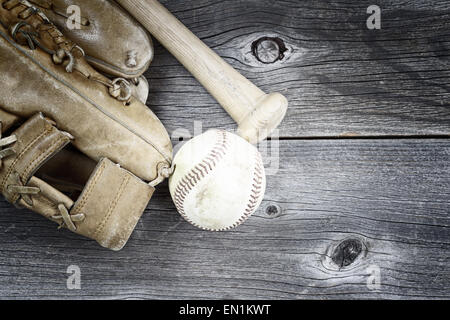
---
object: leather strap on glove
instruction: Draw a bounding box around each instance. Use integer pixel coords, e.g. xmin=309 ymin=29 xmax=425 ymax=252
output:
xmin=1 ymin=114 xmax=154 ymax=250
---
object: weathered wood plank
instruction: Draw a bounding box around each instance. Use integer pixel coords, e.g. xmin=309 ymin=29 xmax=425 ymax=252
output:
xmin=0 ymin=139 xmax=448 ymax=299
xmin=146 ymin=0 xmax=450 ymax=138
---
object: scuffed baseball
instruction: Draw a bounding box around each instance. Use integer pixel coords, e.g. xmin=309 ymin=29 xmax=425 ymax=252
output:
xmin=169 ymin=130 xmax=266 ymax=231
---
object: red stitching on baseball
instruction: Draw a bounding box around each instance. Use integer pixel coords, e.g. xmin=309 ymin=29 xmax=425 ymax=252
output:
xmin=174 ymin=132 xmax=264 ymax=232
xmin=241 ymin=152 xmax=264 ymax=218
xmin=174 ymin=131 xmax=229 ymax=228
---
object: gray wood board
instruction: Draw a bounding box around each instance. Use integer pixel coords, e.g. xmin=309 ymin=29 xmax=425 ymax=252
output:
xmin=146 ymin=0 xmax=450 ymax=138
xmin=0 ymin=139 xmax=448 ymax=299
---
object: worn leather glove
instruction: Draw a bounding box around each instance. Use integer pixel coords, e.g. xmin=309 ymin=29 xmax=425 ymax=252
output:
xmin=27 ymin=0 xmax=154 ymax=103
xmin=0 ymin=0 xmax=173 ymax=250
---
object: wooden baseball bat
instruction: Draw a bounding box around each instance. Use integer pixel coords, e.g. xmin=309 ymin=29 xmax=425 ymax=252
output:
xmin=116 ymin=0 xmax=288 ymax=144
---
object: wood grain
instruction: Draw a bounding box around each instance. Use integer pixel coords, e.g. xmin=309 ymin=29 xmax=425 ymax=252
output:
xmin=146 ymin=0 xmax=450 ymax=138
xmin=0 ymin=0 xmax=449 ymax=300
xmin=0 ymin=139 xmax=448 ymax=299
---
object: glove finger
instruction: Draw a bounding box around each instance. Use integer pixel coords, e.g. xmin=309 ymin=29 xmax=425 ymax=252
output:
xmin=30 ymin=0 xmax=154 ymax=80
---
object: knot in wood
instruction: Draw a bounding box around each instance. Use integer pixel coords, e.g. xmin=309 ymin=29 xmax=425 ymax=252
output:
xmin=331 ymin=238 xmax=363 ymax=268
xmin=265 ymin=204 xmax=281 ymax=217
xmin=252 ymin=37 xmax=287 ymax=64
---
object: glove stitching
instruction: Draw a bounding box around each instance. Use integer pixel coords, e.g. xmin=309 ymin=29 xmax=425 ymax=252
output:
xmin=11 ymin=135 xmax=64 ymax=204
xmin=94 ymin=172 xmax=131 ymax=238
xmin=0 ymin=125 xmax=49 ymax=194
xmin=118 ymin=187 xmax=153 ymax=244
xmin=21 ymin=135 xmax=65 ymax=183
xmin=71 ymin=160 xmax=106 ymax=215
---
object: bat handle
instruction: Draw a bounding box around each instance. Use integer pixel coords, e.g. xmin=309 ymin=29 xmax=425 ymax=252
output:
xmin=116 ymin=0 xmax=288 ymax=143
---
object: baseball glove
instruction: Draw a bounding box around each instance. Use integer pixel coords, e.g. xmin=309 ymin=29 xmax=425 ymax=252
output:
xmin=0 ymin=0 xmax=173 ymax=250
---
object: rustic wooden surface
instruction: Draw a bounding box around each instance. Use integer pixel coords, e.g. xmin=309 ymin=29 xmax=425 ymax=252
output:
xmin=150 ymin=0 xmax=450 ymax=139
xmin=0 ymin=0 xmax=449 ymax=299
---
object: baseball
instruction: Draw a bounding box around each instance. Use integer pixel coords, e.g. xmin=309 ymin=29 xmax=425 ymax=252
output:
xmin=169 ymin=129 xmax=266 ymax=231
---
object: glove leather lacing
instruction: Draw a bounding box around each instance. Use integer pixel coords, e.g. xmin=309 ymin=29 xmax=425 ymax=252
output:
xmin=53 ymin=204 xmax=85 ymax=232
xmin=0 ymin=121 xmax=85 ymax=231
xmin=1 ymin=0 xmax=132 ymax=104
